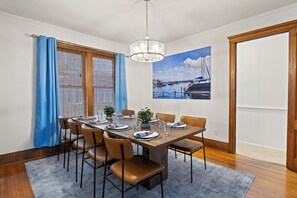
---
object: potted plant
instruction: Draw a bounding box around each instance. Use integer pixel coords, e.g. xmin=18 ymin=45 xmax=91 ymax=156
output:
xmin=138 ymin=107 xmax=153 ymax=128
xmin=104 ymin=105 xmax=115 ymax=120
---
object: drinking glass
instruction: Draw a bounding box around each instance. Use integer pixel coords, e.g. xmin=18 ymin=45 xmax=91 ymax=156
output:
xmin=164 ymin=122 xmax=171 ymax=137
xmin=102 ymin=111 xmax=106 ymax=120
xmin=158 ymin=116 xmax=164 ymax=129
xmin=132 ymin=114 xmax=138 ymax=130
xmin=97 ymin=110 xmax=102 ymax=121
xmin=112 ymin=113 xmax=117 ymax=125
xmin=150 ymin=121 xmax=158 ymax=132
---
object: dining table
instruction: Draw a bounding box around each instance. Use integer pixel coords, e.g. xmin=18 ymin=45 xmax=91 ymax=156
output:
xmin=80 ymin=116 xmax=206 ymax=190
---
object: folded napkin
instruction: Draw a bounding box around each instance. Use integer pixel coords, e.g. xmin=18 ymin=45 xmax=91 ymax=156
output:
xmin=107 ymin=124 xmax=126 ymax=129
xmin=171 ymin=122 xmax=185 ymax=128
xmin=107 ymin=124 xmax=118 ymax=129
xmin=134 ymin=130 xmax=154 ymax=138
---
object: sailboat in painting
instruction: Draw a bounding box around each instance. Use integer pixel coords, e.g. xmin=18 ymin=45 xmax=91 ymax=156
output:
xmin=184 ymin=56 xmax=211 ymax=99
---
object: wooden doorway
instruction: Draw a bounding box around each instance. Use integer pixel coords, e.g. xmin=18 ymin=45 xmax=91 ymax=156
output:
xmin=228 ymin=19 xmax=297 ymax=172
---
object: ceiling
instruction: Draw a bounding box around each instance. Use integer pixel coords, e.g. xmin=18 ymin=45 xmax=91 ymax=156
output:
xmin=0 ymin=0 xmax=297 ymax=45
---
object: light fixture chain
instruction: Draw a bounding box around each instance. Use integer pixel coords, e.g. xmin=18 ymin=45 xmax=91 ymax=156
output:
xmin=146 ymin=0 xmax=149 ymax=37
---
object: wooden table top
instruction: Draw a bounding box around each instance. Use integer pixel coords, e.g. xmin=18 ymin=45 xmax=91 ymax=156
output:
xmin=85 ymin=118 xmax=205 ymax=150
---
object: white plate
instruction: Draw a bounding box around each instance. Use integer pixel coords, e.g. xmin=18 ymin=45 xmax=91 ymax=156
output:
xmin=149 ymin=119 xmax=158 ymax=123
xmin=94 ymin=124 xmax=109 ymax=130
xmin=107 ymin=124 xmax=129 ymax=130
xmin=122 ymin=115 xmax=133 ymax=119
xmin=97 ymin=120 xmax=108 ymax=124
xmin=169 ymin=123 xmax=187 ymax=128
xmin=115 ymin=124 xmax=129 ymax=130
xmin=133 ymin=131 xmax=159 ymax=139
xmin=77 ymin=116 xmax=96 ymax=121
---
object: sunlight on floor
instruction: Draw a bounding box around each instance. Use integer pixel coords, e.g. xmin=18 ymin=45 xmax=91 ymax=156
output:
xmin=236 ymin=141 xmax=286 ymax=166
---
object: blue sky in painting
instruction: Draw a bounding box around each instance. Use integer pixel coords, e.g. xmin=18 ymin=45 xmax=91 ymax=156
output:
xmin=153 ymin=46 xmax=211 ymax=82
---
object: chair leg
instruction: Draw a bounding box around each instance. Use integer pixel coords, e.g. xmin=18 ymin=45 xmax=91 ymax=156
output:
xmin=190 ymin=153 xmax=193 ymax=183
xmin=122 ymin=177 xmax=124 ymax=198
xmin=184 ymin=151 xmax=186 ymax=162
xmin=137 ymin=145 xmax=139 ymax=155
xmin=57 ymin=128 xmax=62 ymax=161
xmin=102 ymin=162 xmax=107 ymax=198
xmin=202 ymin=132 xmax=207 ymax=170
xmin=80 ymin=141 xmax=86 ymax=188
xmin=75 ymin=145 xmax=78 ymax=182
xmin=160 ymin=172 xmax=164 ymax=198
xmin=175 ymin=150 xmax=177 ymax=159
xmin=94 ymin=158 xmax=96 ymax=198
xmin=203 ymin=146 xmax=207 ymax=170
xmin=67 ymin=135 xmax=72 ymax=172
xmin=63 ymin=129 xmax=67 ymax=168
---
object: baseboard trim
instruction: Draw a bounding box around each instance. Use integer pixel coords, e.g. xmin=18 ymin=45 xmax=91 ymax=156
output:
xmin=0 ymin=145 xmax=60 ymax=167
xmin=189 ymin=136 xmax=229 ymax=152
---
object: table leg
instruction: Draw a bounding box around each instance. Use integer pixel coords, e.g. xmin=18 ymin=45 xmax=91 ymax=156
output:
xmin=141 ymin=146 xmax=168 ymax=190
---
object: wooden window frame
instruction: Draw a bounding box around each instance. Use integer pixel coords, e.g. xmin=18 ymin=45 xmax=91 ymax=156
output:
xmin=57 ymin=41 xmax=115 ymax=116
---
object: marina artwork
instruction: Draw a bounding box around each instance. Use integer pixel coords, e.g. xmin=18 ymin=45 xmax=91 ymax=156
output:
xmin=153 ymin=46 xmax=211 ymax=99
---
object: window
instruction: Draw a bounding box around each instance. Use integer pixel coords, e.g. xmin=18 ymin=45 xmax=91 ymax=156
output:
xmin=92 ymin=56 xmax=114 ymax=115
xmin=57 ymin=42 xmax=115 ymax=116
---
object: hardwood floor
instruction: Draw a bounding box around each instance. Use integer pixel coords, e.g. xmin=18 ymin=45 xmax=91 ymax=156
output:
xmin=0 ymin=163 xmax=34 ymax=198
xmin=193 ymin=148 xmax=297 ymax=197
xmin=1 ymin=147 xmax=297 ymax=198
xmin=236 ymin=141 xmax=286 ymax=166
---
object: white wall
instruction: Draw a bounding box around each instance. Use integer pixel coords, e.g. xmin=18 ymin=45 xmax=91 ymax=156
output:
xmin=0 ymin=11 xmax=140 ymax=154
xmin=236 ymin=33 xmax=288 ymax=151
xmin=126 ymin=4 xmax=297 ymax=143
xmin=2 ymin=3 xmax=297 ymax=154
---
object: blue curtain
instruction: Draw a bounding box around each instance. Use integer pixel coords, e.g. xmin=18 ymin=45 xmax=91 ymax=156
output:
xmin=115 ymin=53 xmax=128 ymax=113
xmin=34 ymin=36 xmax=61 ymax=148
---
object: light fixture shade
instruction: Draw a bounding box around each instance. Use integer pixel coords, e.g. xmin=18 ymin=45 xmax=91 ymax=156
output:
xmin=129 ymin=39 xmax=165 ymax=63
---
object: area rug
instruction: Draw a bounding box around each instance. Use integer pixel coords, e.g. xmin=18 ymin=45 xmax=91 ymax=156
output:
xmin=25 ymin=150 xmax=254 ymax=198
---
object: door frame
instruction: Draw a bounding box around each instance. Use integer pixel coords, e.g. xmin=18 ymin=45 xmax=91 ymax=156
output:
xmin=228 ymin=19 xmax=297 ymax=171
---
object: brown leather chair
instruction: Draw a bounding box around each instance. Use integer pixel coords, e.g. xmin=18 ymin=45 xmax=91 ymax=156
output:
xmin=102 ymin=132 xmax=164 ymax=198
xmin=81 ymin=125 xmax=113 ymax=197
xmin=67 ymin=119 xmax=85 ymax=182
xmin=155 ymin=112 xmax=176 ymax=123
xmin=122 ymin=109 xmax=135 ymax=116
xmin=169 ymin=116 xmax=207 ymax=183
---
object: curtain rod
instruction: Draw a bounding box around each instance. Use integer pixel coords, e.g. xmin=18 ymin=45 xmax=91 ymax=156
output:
xmin=25 ymin=33 xmax=130 ymax=58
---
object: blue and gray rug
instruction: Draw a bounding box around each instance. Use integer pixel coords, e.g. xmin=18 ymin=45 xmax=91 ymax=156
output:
xmin=25 ymin=150 xmax=254 ymax=198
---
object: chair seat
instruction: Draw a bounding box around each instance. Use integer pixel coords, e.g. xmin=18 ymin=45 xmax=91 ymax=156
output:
xmin=110 ymin=155 xmax=165 ymax=185
xmin=73 ymin=139 xmax=92 ymax=150
xmin=88 ymin=146 xmax=113 ymax=163
xmin=64 ymin=133 xmax=83 ymax=141
xmin=170 ymin=138 xmax=204 ymax=152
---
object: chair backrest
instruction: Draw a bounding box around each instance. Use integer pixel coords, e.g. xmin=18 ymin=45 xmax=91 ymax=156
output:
xmin=180 ymin=116 xmax=206 ymax=128
xmin=103 ymin=132 xmax=133 ymax=160
xmin=156 ymin=113 xmax=176 ymax=123
xmin=58 ymin=116 xmax=71 ymax=129
xmin=81 ymin=124 xmax=103 ymax=147
xmin=68 ymin=119 xmax=83 ymax=135
xmin=122 ymin=109 xmax=135 ymax=116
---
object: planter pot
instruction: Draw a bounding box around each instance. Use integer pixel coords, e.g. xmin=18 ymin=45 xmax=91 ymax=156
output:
xmin=106 ymin=116 xmax=112 ymax=122
xmin=141 ymin=123 xmax=150 ymax=129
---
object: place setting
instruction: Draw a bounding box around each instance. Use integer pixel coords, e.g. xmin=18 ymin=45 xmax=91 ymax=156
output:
xmin=131 ymin=130 xmax=160 ymax=141
xmin=106 ymin=123 xmax=130 ymax=130
xmin=168 ymin=121 xmax=189 ymax=129
xmin=72 ymin=115 xmax=96 ymax=122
